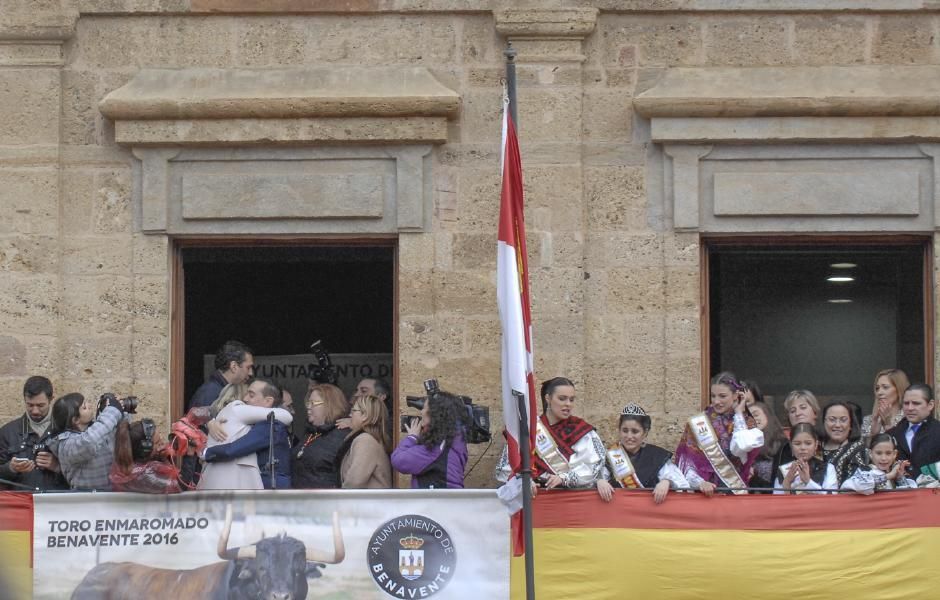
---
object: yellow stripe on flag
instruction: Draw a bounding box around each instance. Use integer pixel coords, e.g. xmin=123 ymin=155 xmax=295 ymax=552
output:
xmin=0 ymin=530 xmax=32 ymax=600
xmin=512 ymin=528 xmax=940 ymax=600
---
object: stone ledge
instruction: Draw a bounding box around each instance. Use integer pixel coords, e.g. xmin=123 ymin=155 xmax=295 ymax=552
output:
xmin=99 ymin=67 xmax=460 ymax=121
xmin=115 ymin=117 xmax=450 ymax=146
xmin=635 ymin=66 xmax=940 ymax=118
xmin=0 ymin=1 xmax=77 ymax=41
xmin=651 ymin=117 xmax=940 ymax=143
xmin=494 ymin=8 xmax=598 ymax=38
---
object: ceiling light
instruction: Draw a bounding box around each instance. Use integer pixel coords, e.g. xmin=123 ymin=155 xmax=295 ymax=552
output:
xmin=827 ymin=276 xmax=855 ymax=282
xmin=830 ymin=262 xmax=857 ymax=269
xmin=827 ymin=299 xmax=853 ymax=304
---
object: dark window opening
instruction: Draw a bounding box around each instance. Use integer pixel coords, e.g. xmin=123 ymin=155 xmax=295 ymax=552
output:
xmin=709 ymin=242 xmax=927 ymax=423
xmin=182 ymin=244 xmax=395 ymax=412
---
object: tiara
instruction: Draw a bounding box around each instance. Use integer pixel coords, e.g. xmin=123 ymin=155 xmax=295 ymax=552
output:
xmin=621 ymin=403 xmax=647 ymax=417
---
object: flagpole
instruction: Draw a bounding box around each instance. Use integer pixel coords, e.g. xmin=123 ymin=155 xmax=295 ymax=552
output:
xmin=505 ymin=39 xmax=535 ymax=600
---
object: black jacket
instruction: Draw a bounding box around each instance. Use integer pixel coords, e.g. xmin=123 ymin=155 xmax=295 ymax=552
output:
xmin=189 ymin=371 xmax=228 ymax=410
xmin=0 ymin=414 xmax=68 ymax=492
xmin=291 ymin=424 xmax=347 ymax=489
xmin=888 ymin=416 xmax=940 ymax=476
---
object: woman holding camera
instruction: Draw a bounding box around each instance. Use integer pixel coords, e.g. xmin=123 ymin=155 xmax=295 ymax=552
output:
xmin=392 ymin=391 xmax=470 ymax=489
xmin=337 ymin=394 xmax=392 ymax=489
xmin=495 ymin=377 xmax=611 ymax=500
xmin=110 ymin=419 xmax=182 ymax=494
xmin=48 ymin=393 xmax=128 ymax=491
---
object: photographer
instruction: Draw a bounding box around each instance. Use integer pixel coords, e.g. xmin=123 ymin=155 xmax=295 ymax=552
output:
xmin=0 ymin=376 xmax=68 ymax=491
xmin=391 ymin=391 xmax=470 ymax=489
xmin=48 ymin=393 xmax=131 ymax=491
xmin=110 ymin=419 xmax=181 ymax=494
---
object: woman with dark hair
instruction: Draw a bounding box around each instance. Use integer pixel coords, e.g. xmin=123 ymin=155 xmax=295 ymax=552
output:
xmin=606 ymin=404 xmax=688 ymax=504
xmin=675 ymin=372 xmax=763 ymax=496
xmin=337 ymin=394 xmax=391 ymax=489
xmin=747 ymin=401 xmax=788 ymax=491
xmin=821 ymin=400 xmax=868 ymax=485
xmin=109 ymin=419 xmax=181 ymax=494
xmin=48 ymin=393 xmax=127 ymax=491
xmin=863 ymin=368 xmax=910 ymax=439
xmin=495 ymin=377 xmax=611 ymax=500
xmin=292 ymin=383 xmax=350 ymax=489
xmin=392 ymin=390 xmax=470 ymax=489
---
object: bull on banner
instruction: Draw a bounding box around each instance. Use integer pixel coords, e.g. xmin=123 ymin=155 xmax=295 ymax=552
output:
xmin=33 ymin=490 xmax=509 ymax=599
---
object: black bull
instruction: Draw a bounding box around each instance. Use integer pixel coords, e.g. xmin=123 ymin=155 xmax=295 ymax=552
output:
xmin=71 ymin=507 xmax=344 ymax=600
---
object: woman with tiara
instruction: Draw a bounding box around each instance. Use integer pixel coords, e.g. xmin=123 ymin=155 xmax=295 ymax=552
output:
xmin=496 ymin=377 xmax=613 ymax=501
xmin=606 ymin=403 xmax=689 ymax=504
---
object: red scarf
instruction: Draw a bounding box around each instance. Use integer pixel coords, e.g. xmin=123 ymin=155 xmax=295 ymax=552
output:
xmin=535 ymin=414 xmax=594 ymax=477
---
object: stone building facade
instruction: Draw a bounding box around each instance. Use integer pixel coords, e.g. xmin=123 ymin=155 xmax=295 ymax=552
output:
xmin=2 ymin=0 xmax=939 ymax=486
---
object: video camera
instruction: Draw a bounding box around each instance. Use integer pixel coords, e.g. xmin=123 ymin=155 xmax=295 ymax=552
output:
xmin=402 ymin=379 xmax=491 ymax=444
xmin=97 ymin=393 xmax=139 ymax=416
xmin=308 ymin=340 xmax=338 ymax=385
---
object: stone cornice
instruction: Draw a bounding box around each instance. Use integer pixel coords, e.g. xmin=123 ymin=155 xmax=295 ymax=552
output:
xmin=494 ymin=8 xmax=598 ymax=39
xmin=635 ymin=66 xmax=940 ymax=119
xmin=0 ymin=1 xmax=78 ymax=42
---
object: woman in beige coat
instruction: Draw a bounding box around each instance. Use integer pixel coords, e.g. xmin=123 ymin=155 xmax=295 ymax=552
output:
xmin=338 ymin=394 xmax=392 ymax=489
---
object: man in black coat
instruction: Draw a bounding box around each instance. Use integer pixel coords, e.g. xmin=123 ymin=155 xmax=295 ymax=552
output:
xmin=888 ymin=383 xmax=940 ymax=477
xmin=189 ymin=340 xmax=255 ymax=410
xmin=0 ymin=376 xmax=68 ymax=491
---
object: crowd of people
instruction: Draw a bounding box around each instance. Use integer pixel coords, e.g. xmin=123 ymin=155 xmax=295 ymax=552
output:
xmin=0 ymin=341 xmax=470 ymax=494
xmin=2 ymin=338 xmax=938 ymax=501
xmin=495 ymin=368 xmax=940 ymax=503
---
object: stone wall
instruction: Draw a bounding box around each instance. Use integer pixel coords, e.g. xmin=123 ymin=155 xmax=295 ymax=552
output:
xmin=1 ymin=2 xmax=938 ymax=486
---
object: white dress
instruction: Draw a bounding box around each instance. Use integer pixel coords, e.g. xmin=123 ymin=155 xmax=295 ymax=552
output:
xmin=773 ymin=461 xmax=838 ymax=494
xmin=840 ymin=465 xmax=916 ymax=495
xmin=495 ymin=430 xmax=609 ymax=489
xmin=197 ymin=401 xmax=293 ymax=490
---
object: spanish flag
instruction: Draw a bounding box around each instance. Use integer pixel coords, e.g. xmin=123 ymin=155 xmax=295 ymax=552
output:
xmin=0 ymin=492 xmax=32 ymax=600
xmin=511 ymin=489 xmax=940 ymax=599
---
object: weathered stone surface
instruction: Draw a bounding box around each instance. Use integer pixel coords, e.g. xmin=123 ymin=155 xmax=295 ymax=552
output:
xmin=494 ymin=8 xmax=598 ymax=38
xmin=650 ymin=116 xmax=940 ymax=143
xmin=0 ymin=336 xmax=27 ymax=377
xmin=61 ymin=237 xmax=133 ymax=276
xmin=0 ymin=69 xmax=60 ymax=145
xmin=703 ymin=17 xmax=790 ymax=66
xmin=0 ymin=236 xmax=58 ymax=273
xmin=133 ymin=275 xmax=170 ymax=335
xmin=452 ymin=232 xmax=496 ymax=269
xmin=302 ymin=16 xmax=458 ymax=64
xmin=635 ymin=66 xmax=940 ymax=118
xmin=793 ymin=15 xmax=867 ymax=66
xmin=585 ymin=166 xmax=646 ymax=231
xmin=0 ymin=169 xmax=58 ymax=235
xmin=132 ymin=333 xmax=169 ymax=379
xmin=62 ymin=335 xmax=133 ymax=380
xmin=602 ymin=15 xmax=702 ymax=67
xmin=582 ymin=88 xmax=633 ymax=142
xmin=61 ymin=275 xmax=135 ymax=335
xmin=0 ymin=0 xmax=77 ymax=41
xmin=100 ymin=66 xmax=460 ymax=120
xmin=0 ymin=275 xmax=59 ymax=336
xmin=235 ymin=18 xmax=306 ymax=66
xmin=871 ymin=15 xmax=939 ymax=65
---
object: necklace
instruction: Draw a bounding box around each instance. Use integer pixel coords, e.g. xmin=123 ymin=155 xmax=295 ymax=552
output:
xmin=296 ymin=432 xmax=322 ymax=459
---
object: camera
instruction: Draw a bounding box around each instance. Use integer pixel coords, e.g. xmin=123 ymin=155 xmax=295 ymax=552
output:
xmin=32 ymin=437 xmax=49 ymax=459
xmin=400 ymin=415 xmax=420 ymax=434
xmin=98 ymin=393 xmax=139 ymax=415
xmin=404 ymin=379 xmax=491 ymax=444
xmin=308 ymin=340 xmax=338 ymax=385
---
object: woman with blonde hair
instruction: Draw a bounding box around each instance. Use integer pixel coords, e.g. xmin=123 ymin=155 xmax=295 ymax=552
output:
xmin=210 ymin=383 xmax=248 ymax=417
xmin=863 ymin=368 xmax=910 ymax=439
xmin=771 ymin=389 xmax=822 ymax=481
xmin=337 ymin=394 xmax=391 ymax=489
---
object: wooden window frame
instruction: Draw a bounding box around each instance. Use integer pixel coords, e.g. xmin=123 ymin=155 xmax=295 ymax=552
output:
xmin=700 ymin=233 xmax=934 ymax=407
xmin=169 ymin=235 xmax=399 ymax=424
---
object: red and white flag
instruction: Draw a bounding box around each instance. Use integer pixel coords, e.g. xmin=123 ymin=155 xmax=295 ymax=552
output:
xmin=497 ymin=96 xmax=537 ymax=480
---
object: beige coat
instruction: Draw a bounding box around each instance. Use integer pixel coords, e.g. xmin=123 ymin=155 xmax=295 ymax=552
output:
xmin=341 ymin=432 xmax=391 ymax=489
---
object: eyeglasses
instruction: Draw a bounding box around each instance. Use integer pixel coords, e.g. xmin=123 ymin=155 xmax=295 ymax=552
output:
xmin=825 ymin=417 xmax=850 ymax=425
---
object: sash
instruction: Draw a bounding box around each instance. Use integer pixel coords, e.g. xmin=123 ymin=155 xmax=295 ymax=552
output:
xmin=535 ymin=420 xmax=571 ymax=475
xmin=688 ymin=413 xmax=748 ymax=494
xmin=606 ymin=447 xmax=643 ymax=489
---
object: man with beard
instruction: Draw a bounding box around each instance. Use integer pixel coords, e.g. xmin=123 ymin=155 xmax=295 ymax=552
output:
xmin=0 ymin=376 xmax=68 ymax=491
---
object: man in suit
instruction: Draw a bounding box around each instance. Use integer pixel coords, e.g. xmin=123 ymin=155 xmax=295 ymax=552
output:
xmin=888 ymin=383 xmax=940 ymax=477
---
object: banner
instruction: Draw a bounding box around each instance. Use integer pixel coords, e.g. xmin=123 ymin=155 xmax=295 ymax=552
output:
xmin=0 ymin=492 xmax=32 ymax=600
xmin=33 ymin=490 xmax=508 ymax=599
xmin=510 ymin=489 xmax=940 ymax=600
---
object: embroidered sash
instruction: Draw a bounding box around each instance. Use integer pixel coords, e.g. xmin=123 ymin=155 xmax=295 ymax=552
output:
xmin=606 ymin=447 xmax=643 ymax=489
xmin=535 ymin=419 xmax=571 ymax=475
xmin=688 ymin=412 xmax=748 ymax=494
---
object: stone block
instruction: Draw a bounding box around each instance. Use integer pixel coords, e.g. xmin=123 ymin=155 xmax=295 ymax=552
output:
xmin=460 ymin=16 xmax=499 ymax=65
xmin=459 ymin=89 xmax=507 ymax=144
xmin=398 ymin=233 xmax=435 ymax=274
xmin=61 ymin=70 xmax=99 ymax=147
xmin=665 ymin=312 xmax=700 ymax=354
xmin=93 ymin=168 xmax=133 ymax=234
xmin=398 ymin=270 xmax=435 ymax=317
xmin=516 ymin=88 xmax=583 ymax=143
xmin=466 ymin=317 xmax=499 ymax=355
xmin=61 ymin=237 xmax=133 ymax=276
xmin=582 ymin=88 xmax=633 ymax=142
xmin=433 ymin=271 xmax=493 ymax=316
xmin=61 ymin=168 xmax=96 ymax=235
xmin=302 ymin=16 xmax=457 ymax=64
xmin=0 ymin=336 xmax=27 ymax=377
xmin=133 ymin=233 xmax=169 ymax=276
xmin=535 ymin=231 xmax=584 ymax=270
xmin=663 ymin=232 xmax=699 ymax=267
xmin=133 ymin=275 xmax=170 ymax=335
xmin=0 ymin=274 xmax=59 ymax=336
xmin=0 ymin=236 xmax=58 ymax=274
xmin=61 ymin=275 xmax=135 ymax=335
xmin=605 ymin=266 xmax=665 ymax=313
xmin=872 ymin=15 xmax=938 ymax=65
xmin=522 ymin=166 xmax=583 ymax=229
xmin=455 ymin=167 xmax=501 ymax=233
xmin=603 ymin=15 xmax=703 ymax=67
xmin=534 ymin=316 xmax=584 ymax=355
xmin=793 ymin=16 xmax=867 ymax=66
xmin=0 ymin=168 xmax=58 ymax=235
xmin=0 ymin=378 xmax=25 ymax=419
xmin=0 ymin=69 xmax=59 ymax=145
xmin=623 ymin=313 xmax=669 ymax=356
xmin=428 ymin=356 xmax=500 ymax=406
xmin=586 ymin=232 xmax=663 ymax=269
xmin=132 ymin=334 xmax=169 ymax=380
xmin=399 ymin=317 xmax=466 ymax=358
xmin=129 ymin=380 xmax=172 ymax=431
xmin=530 ymin=267 xmax=583 ymax=316
xmin=665 ymin=267 xmax=700 ymax=312
xmin=236 ymin=18 xmax=306 ymax=66
xmin=452 ymin=232 xmax=496 ymax=270
xmin=704 ymin=18 xmax=791 ymax=67
xmin=585 ymin=166 xmax=647 ymax=232
xmin=62 ymin=335 xmax=133 ymax=380
xmin=21 ymin=334 xmax=59 ymax=375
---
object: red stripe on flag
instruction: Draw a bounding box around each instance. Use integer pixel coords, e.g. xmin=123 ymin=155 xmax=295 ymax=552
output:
xmin=0 ymin=492 xmax=33 ymax=532
xmin=531 ymin=488 xmax=940 ymax=531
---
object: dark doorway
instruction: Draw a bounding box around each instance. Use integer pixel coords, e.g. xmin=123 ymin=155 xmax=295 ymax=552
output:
xmin=708 ymin=241 xmax=929 ymax=422
xmin=180 ymin=244 xmax=395 ymax=412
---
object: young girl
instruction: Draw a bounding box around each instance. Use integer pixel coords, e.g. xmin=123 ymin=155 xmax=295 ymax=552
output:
xmin=840 ymin=433 xmax=915 ymax=495
xmin=774 ymin=423 xmax=837 ymax=494
xmin=748 ymin=401 xmax=788 ymax=491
